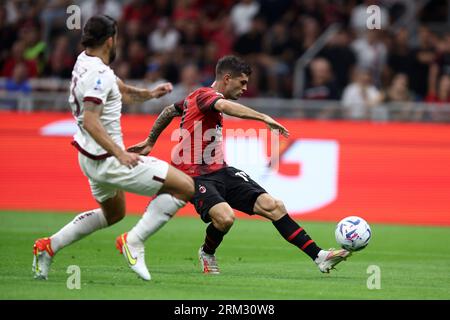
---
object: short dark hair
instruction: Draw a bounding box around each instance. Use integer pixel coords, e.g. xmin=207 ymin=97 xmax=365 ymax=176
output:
xmin=215 ymin=55 xmax=252 ymax=79
xmin=81 ymin=15 xmax=117 ymax=48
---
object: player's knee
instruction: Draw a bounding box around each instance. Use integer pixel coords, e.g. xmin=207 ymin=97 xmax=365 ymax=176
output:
xmin=222 ymin=213 xmax=235 ymax=229
xmin=257 ymin=194 xmax=278 ymax=212
xmin=272 ymin=199 xmax=286 ymax=219
xmin=257 ymin=194 xmax=285 ymax=220
xmin=213 ymin=211 xmax=235 ymax=231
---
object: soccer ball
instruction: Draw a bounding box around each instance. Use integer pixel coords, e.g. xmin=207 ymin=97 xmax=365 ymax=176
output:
xmin=335 ymin=216 xmax=371 ymax=251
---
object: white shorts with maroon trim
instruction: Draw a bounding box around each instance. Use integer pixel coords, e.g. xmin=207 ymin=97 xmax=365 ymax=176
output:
xmin=78 ymin=153 xmax=169 ymax=203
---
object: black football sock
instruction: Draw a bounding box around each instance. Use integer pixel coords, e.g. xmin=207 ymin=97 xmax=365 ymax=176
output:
xmin=273 ymin=214 xmax=322 ymax=260
xmin=202 ymin=223 xmax=227 ymax=255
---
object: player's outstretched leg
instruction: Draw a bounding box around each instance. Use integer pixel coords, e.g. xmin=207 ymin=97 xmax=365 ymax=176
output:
xmin=116 ymin=165 xmax=194 ymax=280
xmin=253 ymin=193 xmax=351 ymax=273
xmin=198 ymin=202 xmax=235 ymax=274
xmin=32 ymin=191 xmax=126 ymax=280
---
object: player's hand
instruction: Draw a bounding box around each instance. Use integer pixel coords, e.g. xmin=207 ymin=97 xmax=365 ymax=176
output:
xmin=127 ymin=139 xmax=153 ymax=156
xmin=151 ymin=82 xmax=173 ymax=99
xmin=263 ymin=115 xmax=290 ymax=138
xmin=117 ymin=151 xmax=142 ymax=168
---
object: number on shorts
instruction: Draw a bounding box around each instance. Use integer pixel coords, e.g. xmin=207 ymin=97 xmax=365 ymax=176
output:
xmin=235 ymin=171 xmax=249 ymax=182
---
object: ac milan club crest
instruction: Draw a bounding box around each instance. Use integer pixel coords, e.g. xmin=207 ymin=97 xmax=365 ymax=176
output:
xmin=199 ymin=185 xmax=207 ymax=193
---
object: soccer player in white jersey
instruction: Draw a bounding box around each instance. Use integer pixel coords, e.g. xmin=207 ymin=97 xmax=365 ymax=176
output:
xmin=32 ymin=15 xmax=195 ymax=281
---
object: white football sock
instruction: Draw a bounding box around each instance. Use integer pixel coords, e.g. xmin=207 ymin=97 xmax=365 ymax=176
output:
xmin=127 ymin=193 xmax=186 ymax=246
xmin=50 ymin=208 xmax=108 ymax=253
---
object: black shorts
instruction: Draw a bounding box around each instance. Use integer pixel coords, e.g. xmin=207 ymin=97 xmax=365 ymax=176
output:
xmin=191 ymin=166 xmax=267 ymax=223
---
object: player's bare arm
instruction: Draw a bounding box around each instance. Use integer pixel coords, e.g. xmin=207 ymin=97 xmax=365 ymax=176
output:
xmin=83 ymin=101 xmax=141 ymax=168
xmin=127 ymin=103 xmax=182 ymax=155
xmin=214 ymin=99 xmax=290 ymax=138
xmin=117 ymin=78 xmax=173 ymax=105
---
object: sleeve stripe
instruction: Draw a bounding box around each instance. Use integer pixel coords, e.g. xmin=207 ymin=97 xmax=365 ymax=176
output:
xmin=210 ymin=97 xmax=223 ymax=112
xmin=83 ymin=97 xmax=103 ymax=105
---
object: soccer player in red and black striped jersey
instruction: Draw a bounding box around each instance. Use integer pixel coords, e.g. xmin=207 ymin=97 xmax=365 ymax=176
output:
xmin=128 ymin=56 xmax=351 ymax=274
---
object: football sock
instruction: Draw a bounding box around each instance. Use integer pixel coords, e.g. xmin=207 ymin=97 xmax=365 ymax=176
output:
xmin=127 ymin=193 xmax=186 ymax=246
xmin=50 ymin=208 xmax=108 ymax=253
xmin=272 ymin=214 xmax=322 ymax=260
xmin=202 ymin=223 xmax=226 ymax=255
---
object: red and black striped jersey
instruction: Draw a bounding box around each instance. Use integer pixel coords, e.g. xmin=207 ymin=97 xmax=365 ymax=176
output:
xmin=172 ymin=87 xmax=226 ymax=176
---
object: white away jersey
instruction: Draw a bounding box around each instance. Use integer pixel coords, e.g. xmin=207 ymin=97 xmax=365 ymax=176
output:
xmin=69 ymin=51 xmax=123 ymax=155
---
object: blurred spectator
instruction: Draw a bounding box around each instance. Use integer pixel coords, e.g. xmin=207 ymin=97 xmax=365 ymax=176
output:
xmin=230 ymin=0 xmax=260 ymax=36
xmin=341 ymin=67 xmax=385 ymax=120
xmin=319 ymin=29 xmax=356 ymax=93
xmin=43 ymin=35 xmax=75 ymax=78
xmin=434 ymin=32 xmax=450 ymax=77
xmin=426 ymin=73 xmax=450 ymax=104
xmin=423 ymin=74 xmax=450 ymax=121
xmin=21 ymin=25 xmax=47 ymax=75
xmin=123 ymin=19 xmax=147 ymax=48
xmin=167 ymin=64 xmax=201 ymax=103
xmin=3 ymin=0 xmax=20 ymax=25
xmin=290 ymin=16 xmax=321 ymax=58
xmin=0 ymin=62 xmax=31 ymax=110
xmin=39 ymin=0 xmax=71 ymax=45
xmin=199 ymin=42 xmax=219 ymax=86
xmin=209 ymin=15 xmax=235 ymax=59
xmin=303 ymin=58 xmax=340 ymax=119
xmin=351 ymin=30 xmax=387 ymax=87
xmin=303 ymin=58 xmax=339 ymax=100
xmin=179 ymin=20 xmax=205 ymax=61
xmin=80 ymin=0 xmax=122 ymax=24
xmin=383 ymin=73 xmax=414 ymax=102
xmin=381 ymin=73 xmax=415 ymax=120
xmin=153 ymin=0 xmax=173 ymax=18
xmin=4 ymin=62 xmax=31 ymax=94
xmin=126 ymin=41 xmax=147 ymax=79
xmin=172 ymin=0 xmax=200 ymax=30
xmin=321 ymin=0 xmax=348 ymax=26
xmin=292 ymin=0 xmax=325 ymax=23
xmin=386 ymin=28 xmax=415 ymax=83
xmin=260 ymin=22 xmax=292 ymax=97
xmin=258 ymin=0 xmax=291 ymax=25
xmin=198 ymin=0 xmax=233 ymax=39
xmin=148 ymin=18 xmax=180 ymax=54
xmin=114 ymin=61 xmax=131 ymax=80
xmin=410 ymin=26 xmax=438 ymax=99
xmin=120 ymin=0 xmax=155 ymax=37
xmin=141 ymin=62 xmax=171 ymax=113
xmin=0 ymin=5 xmax=18 ymax=70
xmin=1 ymin=41 xmax=38 ymax=78
xmin=263 ymin=22 xmax=293 ymax=62
xmin=233 ymin=16 xmax=266 ymax=56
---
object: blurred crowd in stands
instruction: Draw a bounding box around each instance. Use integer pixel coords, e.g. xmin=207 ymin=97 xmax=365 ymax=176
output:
xmin=0 ymin=0 xmax=449 ymax=121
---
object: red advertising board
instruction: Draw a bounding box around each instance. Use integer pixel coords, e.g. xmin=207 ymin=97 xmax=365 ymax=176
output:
xmin=1 ymin=111 xmax=449 ymax=226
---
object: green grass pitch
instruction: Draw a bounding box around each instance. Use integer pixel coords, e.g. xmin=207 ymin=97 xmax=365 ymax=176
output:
xmin=0 ymin=211 xmax=449 ymax=300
